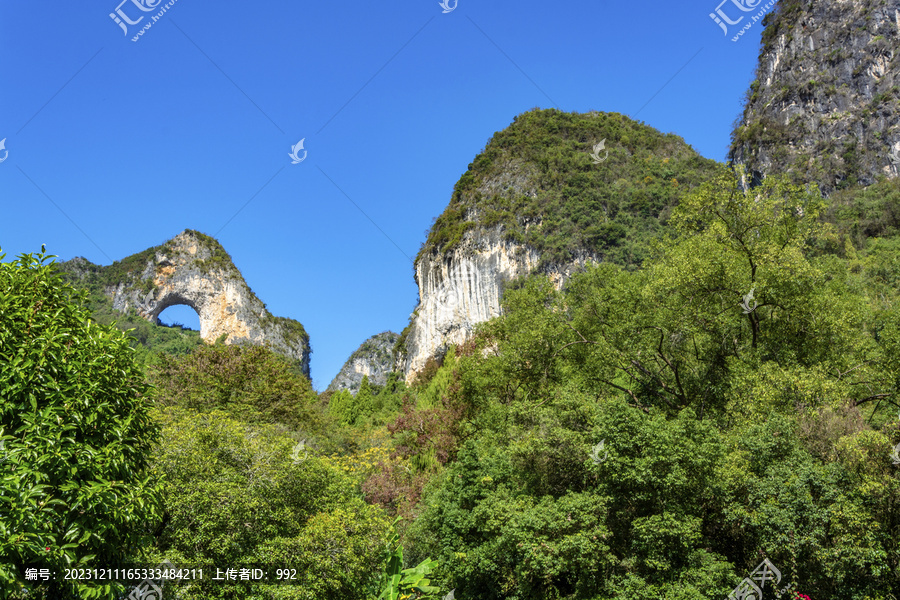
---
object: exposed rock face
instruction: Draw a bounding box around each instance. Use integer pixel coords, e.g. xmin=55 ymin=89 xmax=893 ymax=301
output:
xmin=66 ymin=230 xmax=310 ymax=375
xmin=327 ymin=331 xmax=399 ymax=394
xmin=730 ymin=0 xmax=900 ymax=194
xmin=398 ymin=227 xmax=596 ymax=382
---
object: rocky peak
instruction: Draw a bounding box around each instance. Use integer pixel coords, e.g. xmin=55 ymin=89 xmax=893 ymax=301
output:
xmin=396 ymin=226 xmax=595 ymax=381
xmin=62 ymin=229 xmax=310 ymax=376
xmin=730 ymin=0 xmax=900 ymax=194
xmin=397 ymin=108 xmax=723 ymax=382
xmin=327 ymin=331 xmax=399 ymax=394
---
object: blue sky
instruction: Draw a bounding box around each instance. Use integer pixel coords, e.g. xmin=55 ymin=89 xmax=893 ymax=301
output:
xmin=0 ymin=0 xmax=773 ymax=390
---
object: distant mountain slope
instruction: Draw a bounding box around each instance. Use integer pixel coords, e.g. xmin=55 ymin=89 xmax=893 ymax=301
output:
xmin=327 ymin=331 xmax=399 ymax=394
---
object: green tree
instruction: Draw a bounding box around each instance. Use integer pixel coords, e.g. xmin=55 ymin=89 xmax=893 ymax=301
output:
xmin=356 ymin=375 xmax=376 ymax=418
xmin=151 ymin=407 xmax=392 ymax=600
xmin=403 ymin=170 xmax=900 ymax=598
xmin=329 ymin=389 xmax=358 ymax=426
xmin=0 ymin=249 xmax=162 ymax=599
xmin=407 ymin=396 xmax=737 ymax=600
xmin=149 ymin=343 xmax=319 ymax=432
xmin=528 ymin=169 xmax=880 ymax=419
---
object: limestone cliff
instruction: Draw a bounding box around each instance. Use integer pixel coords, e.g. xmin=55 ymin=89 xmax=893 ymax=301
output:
xmin=397 ymin=227 xmax=596 ymax=380
xmin=327 ymin=331 xmax=399 ymax=394
xmin=730 ymin=0 xmax=900 ymax=194
xmin=62 ymin=230 xmax=310 ymax=375
xmin=397 ymin=108 xmax=724 ymax=382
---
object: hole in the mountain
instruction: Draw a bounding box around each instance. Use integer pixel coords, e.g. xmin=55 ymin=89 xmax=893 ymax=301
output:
xmin=157 ymin=304 xmax=201 ymax=332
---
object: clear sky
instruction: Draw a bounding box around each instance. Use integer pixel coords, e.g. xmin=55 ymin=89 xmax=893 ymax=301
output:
xmin=0 ymin=0 xmax=774 ymax=390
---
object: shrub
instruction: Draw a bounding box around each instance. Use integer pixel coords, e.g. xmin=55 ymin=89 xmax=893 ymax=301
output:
xmin=150 ymin=407 xmax=392 ymax=600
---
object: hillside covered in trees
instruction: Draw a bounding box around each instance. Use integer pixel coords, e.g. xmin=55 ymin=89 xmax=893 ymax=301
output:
xmin=418 ymin=109 xmax=725 ymax=270
xmin=3 ymin=167 xmax=900 ymax=599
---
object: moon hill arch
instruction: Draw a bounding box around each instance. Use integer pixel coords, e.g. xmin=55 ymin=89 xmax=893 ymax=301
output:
xmin=64 ymin=229 xmax=310 ymax=376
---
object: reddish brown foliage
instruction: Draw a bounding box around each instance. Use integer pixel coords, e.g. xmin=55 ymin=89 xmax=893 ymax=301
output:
xmin=363 ymin=369 xmax=472 ymax=519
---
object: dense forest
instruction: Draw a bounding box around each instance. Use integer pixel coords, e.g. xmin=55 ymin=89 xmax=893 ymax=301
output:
xmin=2 ymin=167 xmax=899 ymax=600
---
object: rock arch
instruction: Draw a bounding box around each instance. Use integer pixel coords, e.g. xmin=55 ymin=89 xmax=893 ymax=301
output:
xmin=150 ymin=294 xmax=201 ymax=326
xmin=104 ymin=229 xmax=310 ymax=375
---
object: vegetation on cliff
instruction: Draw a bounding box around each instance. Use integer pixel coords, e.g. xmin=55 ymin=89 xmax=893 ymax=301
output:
xmin=419 ymin=108 xmax=726 ymax=269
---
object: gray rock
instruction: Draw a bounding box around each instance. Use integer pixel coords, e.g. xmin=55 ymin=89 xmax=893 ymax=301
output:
xmin=730 ymin=0 xmax=900 ymax=194
xmin=328 ymin=331 xmax=399 ymax=393
xmin=397 ymin=225 xmax=595 ymax=384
